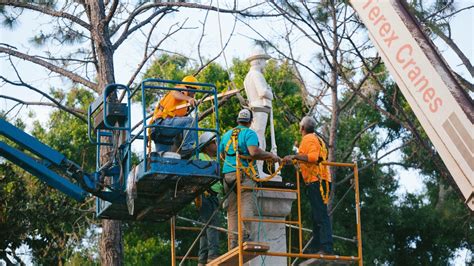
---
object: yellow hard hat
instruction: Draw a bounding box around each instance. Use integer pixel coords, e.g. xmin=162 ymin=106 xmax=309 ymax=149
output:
xmin=182 ymin=75 xmax=200 ymax=89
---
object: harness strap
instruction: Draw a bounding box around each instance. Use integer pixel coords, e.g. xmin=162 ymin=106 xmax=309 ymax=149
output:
xmin=222 ymin=127 xmax=259 ymax=184
xmin=224 ymin=127 xmax=242 ymax=156
xmin=157 ymin=104 xmax=176 ymax=120
xmin=319 ymin=179 xmax=330 ymax=204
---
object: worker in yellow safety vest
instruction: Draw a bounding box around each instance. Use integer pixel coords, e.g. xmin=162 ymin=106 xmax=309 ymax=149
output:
xmin=196 ymin=131 xmax=223 ymax=265
xmin=149 ymin=76 xmax=199 ymax=156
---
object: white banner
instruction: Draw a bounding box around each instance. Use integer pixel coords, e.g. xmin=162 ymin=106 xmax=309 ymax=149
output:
xmin=351 ymin=0 xmax=473 ymax=209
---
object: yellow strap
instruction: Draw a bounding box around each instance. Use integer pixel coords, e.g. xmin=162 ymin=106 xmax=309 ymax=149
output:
xmin=248 ymin=161 xmax=286 ymax=183
xmin=319 ymin=179 xmax=330 ymax=204
xmin=194 ymin=195 xmax=202 ymax=208
xmin=159 ymin=105 xmax=176 ymax=119
xmin=291 ymin=158 xmax=330 ymax=204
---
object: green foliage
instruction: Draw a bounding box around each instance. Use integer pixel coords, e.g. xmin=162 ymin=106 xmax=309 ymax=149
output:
xmin=2 ymin=49 xmax=470 ymax=264
xmin=135 ymin=54 xmax=194 ymax=107
xmin=0 ymin=162 xmax=30 ymax=263
xmin=0 ymin=88 xmax=96 ymax=264
xmin=384 ymin=184 xmax=471 ymax=264
xmin=124 ymin=223 xmax=171 ymax=266
xmin=121 ymin=54 xmax=308 ymax=264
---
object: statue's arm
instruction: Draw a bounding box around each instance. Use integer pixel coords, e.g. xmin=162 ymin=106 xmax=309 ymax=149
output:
xmin=253 ymin=73 xmax=273 ymax=100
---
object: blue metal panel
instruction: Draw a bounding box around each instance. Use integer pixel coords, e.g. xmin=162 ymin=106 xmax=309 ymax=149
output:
xmin=0 ymin=118 xmax=65 ymax=166
xmin=140 ymin=79 xmax=220 ymax=170
xmin=102 ymin=84 xmax=131 ymax=130
xmin=0 ymin=141 xmax=87 ymax=201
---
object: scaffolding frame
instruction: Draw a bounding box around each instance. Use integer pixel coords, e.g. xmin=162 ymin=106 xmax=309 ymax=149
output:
xmin=230 ymin=160 xmax=363 ymax=265
xmin=170 ymin=161 xmax=363 ymax=265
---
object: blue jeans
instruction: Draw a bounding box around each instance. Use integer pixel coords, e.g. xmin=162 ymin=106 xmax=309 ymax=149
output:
xmin=306 ymin=181 xmax=333 ymax=254
xmin=198 ymin=195 xmax=220 ymax=263
xmin=152 ymin=116 xmax=197 ymax=152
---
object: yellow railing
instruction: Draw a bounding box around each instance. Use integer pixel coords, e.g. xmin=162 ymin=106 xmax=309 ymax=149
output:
xmin=234 ymin=160 xmax=363 ymax=265
xmin=170 ymin=160 xmax=363 ymax=266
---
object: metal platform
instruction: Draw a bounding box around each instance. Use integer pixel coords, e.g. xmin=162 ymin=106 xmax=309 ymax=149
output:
xmin=97 ymin=154 xmax=220 ymax=221
xmin=207 ymin=242 xmax=270 ymax=266
xmin=299 ymin=258 xmax=355 ymax=265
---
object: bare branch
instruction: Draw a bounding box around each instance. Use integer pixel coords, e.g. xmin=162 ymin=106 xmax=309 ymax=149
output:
xmin=237 ymin=17 xmax=331 ymax=88
xmin=1 ymin=1 xmax=91 ymax=30
xmin=198 ymin=93 xmax=236 ymax=121
xmin=194 ymin=12 xmax=237 ymax=76
xmin=126 ymin=18 xmax=189 ymax=88
xmin=0 ymin=95 xmax=86 ymax=122
xmin=336 ymin=140 xmax=413 ymax=186
xmin=111 ymin=1 xmax=280 ymax=41
xmin=112 ymin=7 xmax=173 ymax=50
xmin=437 ymin=5 xmax=474 ymax=21
xmin=429 ymin=23 xmax=474 ymax=78
xmin=34 ymin=54 xmax=95 ymax=65
xmin=197 ymin=3 xmax=212 ymax=68
xmin=0 ymin=46 xmax=98 ymax=91
xmin=105 ymin=0 xmax=119 ymax=25
xmin=341 ymin=121 xmax=377 ymax=162
xmin=132 ymin=2 xmax=281 ymax=18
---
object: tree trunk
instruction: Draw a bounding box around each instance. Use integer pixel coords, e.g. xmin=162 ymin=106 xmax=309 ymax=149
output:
xmin=85 ymin=0 xmax=123 ymax=265
xmin=328 ymin=0 xmax=339 ymax=213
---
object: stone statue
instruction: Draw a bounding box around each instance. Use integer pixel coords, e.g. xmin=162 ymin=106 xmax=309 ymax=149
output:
xmin=244 ymin=49 xmax=292 ymax=266
xmin=244 ymin=48 xmax=279 ymax=179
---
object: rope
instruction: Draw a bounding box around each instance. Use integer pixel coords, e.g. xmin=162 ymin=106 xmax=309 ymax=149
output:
xmin=249 ymin=160 xmax=285 ymax=182
xmin=215 ymin=0 xmax=239 ymax=93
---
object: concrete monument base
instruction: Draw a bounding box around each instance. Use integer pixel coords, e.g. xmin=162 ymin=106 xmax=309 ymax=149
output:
xmin=246 ymin=187 xmax=296 ymax=266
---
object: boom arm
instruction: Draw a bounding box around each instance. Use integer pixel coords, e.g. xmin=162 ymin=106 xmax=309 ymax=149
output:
xmin=0 ymin=118 xmax=99 ymax=201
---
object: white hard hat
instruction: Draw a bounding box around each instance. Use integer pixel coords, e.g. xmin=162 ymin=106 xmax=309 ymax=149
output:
xmin=246 ymin=47 xmax=271 ymax=62
xmin=199 ymin=131 xmax=216 ymax=146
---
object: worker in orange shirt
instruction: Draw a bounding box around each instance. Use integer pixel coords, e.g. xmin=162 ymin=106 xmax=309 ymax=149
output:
xmin=283 ymin=116 xmax=333 ymax=255
xmin=149 ymin=76 xmax=199 ymax=156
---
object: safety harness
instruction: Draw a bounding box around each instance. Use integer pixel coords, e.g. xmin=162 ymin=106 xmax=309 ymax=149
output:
xmin=222 ymin=127 xmax=285 ymax=188
xmin=223 ymin=127 xmax=258 ymax=178
xmin=314 ymin=134 xmax=330 ymax=204
xmin=147 ymin=91 xmax=189 ymax=152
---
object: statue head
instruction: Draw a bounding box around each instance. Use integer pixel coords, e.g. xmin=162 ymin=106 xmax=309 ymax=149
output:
xmin=246 ymin=48 xmax=270 ymax=70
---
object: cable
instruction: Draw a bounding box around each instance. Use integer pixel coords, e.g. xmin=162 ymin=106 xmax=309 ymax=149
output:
xmin=216 ymin=0 xmax=240 ymax=94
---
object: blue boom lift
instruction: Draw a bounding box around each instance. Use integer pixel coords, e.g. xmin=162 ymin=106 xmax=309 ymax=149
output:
xmin=0 ymin=79 xmax=221 ymax=221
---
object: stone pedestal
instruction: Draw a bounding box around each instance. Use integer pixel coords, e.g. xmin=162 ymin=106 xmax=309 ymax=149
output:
xmin=246 ymin=189 xmax=296 ymax=265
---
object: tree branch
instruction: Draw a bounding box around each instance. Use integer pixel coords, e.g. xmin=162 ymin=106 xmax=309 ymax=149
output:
xmin=105 ymin=0 xmax=119 ymax=25
xmin=194 ymin=12 xmax=237 ymax=76
xmin=336 ymin=140 xmax=413 ymax=186
xmin=0 ymin=46 xmax=98 ymax=91
xmin=132 ymin=2 xmax=282 ymax=18
xmin=126 ymin=18 xmax=188 ymax=88
xmin=112 ymin=7 xmax=172 ymax=50
xmin=429 ymin=23 xmax=474 ymax=78
xmin=341 ymin=121 xmax=378 ymax=162
xmin=0 ymin=95 xmax=86 ymax=122
xmin=1 ymin=1 xmax=91 ymax=30
xmin=198 ymin=93 xmax=236 ymax=121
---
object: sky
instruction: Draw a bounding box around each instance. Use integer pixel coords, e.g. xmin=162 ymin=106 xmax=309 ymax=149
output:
xmin=1 ymin=1 xmax=471 ymax=192
xmin=0 ymin=1 xmax=472 ymax=264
